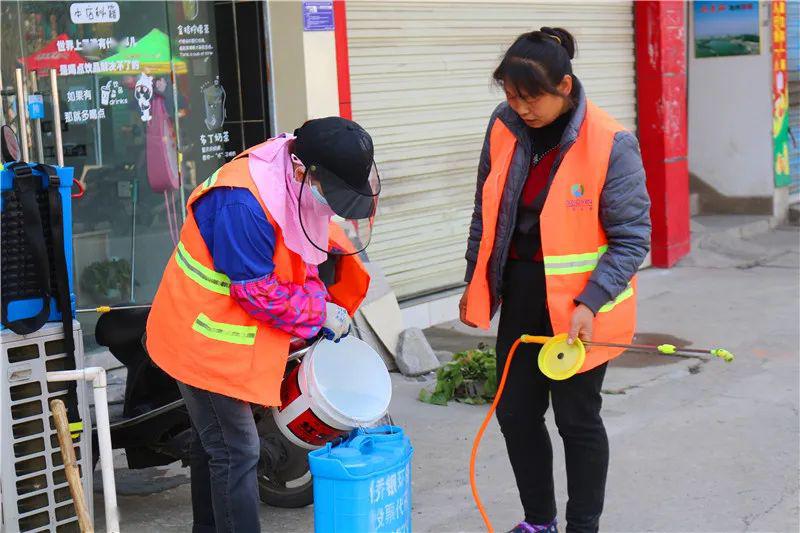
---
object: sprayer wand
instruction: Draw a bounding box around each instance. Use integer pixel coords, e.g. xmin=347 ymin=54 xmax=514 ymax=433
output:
xmin=76 ymin=304 xmax=152 ymax=314
xmin=581 ymin=340 xmax=735 ymax=362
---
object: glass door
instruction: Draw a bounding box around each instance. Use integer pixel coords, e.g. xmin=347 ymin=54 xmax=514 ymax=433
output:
xmin=2 ymin=1 xmax=184 ymax=350
xmin=1 ymin=0 xmax=270 ymax=351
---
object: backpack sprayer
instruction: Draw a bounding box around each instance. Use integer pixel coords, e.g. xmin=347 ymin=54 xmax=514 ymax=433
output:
xmin=469 ymin=333 xmax=735 ymax=532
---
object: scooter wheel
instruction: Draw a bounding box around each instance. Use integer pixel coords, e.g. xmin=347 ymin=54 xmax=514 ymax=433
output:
xmin=258 ymin=471 xmax=314 ymax=509
xmin=255 ymin=411 xmax=314 ymax=508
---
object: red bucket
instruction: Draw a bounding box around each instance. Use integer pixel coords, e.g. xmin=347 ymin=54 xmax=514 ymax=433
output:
xmin=272 ymin=336 xmax=392 ymax=450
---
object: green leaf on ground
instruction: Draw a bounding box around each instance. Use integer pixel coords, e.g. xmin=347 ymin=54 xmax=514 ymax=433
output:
xmin=418 ymin=345 xmax=497 ymax=406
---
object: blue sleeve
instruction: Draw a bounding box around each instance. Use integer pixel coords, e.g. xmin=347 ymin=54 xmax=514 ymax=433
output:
xmin=192 ymin=187 xmax=277 ymax=282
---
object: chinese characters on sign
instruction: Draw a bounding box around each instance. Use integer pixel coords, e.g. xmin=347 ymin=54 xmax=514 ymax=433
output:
xmin=368 ymin=464 xmax=411 ymax=532
xmin=177 ymin=24 xmax=210 ymax=36
xmin=772 ymin=0 xmax=791 ymax=187
xmin=67 ymin=89 xmax=93 ymax=103
xmin=69 ymin=2 xmax=121 ymax=24
xmin=177 ymin=24 xmax=214 ymax=58
xmin=57 ymin=37 xmax=120 ymax=52
xmin=59 ymin=60 xmax=140 ymax=76
xmin=64 ymin=108 xmax=106 ymax=124
xmin=200 ymin=132 xmax=230 ymax=145
xmin=56 ymin=36 xmax=139 ymax=76
xmin=177 ymin=38 xmax=215 ymax=58
xmin=698 ymin=2 xmax=754 ymax=13
xmin=200 ymin=131 xmax=234 ymax=162
xmin=63 ymin=81 xmax=127 ymax=123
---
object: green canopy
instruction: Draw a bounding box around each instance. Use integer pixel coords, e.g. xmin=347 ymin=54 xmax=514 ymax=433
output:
xmin=101 ymin=28 xmax=187 ymax=75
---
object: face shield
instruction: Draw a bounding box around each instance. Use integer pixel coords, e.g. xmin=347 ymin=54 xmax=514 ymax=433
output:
xmin=298 ymin=160 xmax=381 ymax=256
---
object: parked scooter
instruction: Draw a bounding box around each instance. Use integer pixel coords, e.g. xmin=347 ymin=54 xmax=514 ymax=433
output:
xmin=92 ymin=306 xmax=320 ymax=507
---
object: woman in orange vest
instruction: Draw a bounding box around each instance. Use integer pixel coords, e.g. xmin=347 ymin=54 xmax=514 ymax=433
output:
xmin=460 ymin=29 xmax=651 ymax=533
xmin=146 ymin=117 xmax=378 ymax=532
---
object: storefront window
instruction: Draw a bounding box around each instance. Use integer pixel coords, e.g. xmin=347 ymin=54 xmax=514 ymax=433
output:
xmin=1 ymin=1 xmax=271 ymax=351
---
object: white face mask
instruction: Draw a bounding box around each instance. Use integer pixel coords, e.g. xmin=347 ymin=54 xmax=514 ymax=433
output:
xmin=292 ymin=153 xmax=330 ymax=208
xmin=291 ymin=153 xmax=334 ymax=218
xmin=309 ymin=182 xmax=329 ymax=206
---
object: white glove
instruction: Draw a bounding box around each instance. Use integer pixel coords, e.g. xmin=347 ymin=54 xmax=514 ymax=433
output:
xmin=321 ymin=303 xmax=352 ymax=342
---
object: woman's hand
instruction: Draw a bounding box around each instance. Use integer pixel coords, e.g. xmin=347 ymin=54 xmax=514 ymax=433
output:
xmin=321 ymin=302 xmax=352 ymax=342
xmin=568 ymin=303 xmax=594 ymax=347
xmin=459 ymin=288 xmax=477 ymax=328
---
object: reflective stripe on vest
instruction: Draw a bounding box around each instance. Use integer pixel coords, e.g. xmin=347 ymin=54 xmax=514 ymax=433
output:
xmin=599 ymin=283 xmax=634 ymax=313
xmin=543 ymin=245 xmax=609 ymax=275
xmin=202 ymin=169 xmax=220 ymax=190
xmin=175 ymin=242 xmax=231 ymax=295
xmin=192 ymin=313 xmax=257 ymax=346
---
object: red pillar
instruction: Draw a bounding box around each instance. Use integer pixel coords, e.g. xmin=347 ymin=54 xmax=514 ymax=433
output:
xmin=333 ymin=0 xmax=352 ymax=120
xmin=635 ymin=1 xmax=690 ymax=267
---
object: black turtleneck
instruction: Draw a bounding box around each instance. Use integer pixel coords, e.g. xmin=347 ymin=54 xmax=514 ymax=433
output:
xmin=530 ymin=107 xmax=573 ymax=159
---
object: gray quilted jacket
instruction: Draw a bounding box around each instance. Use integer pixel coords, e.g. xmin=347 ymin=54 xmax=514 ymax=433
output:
xmin=464 ymin=82 xmax=651 ymax=316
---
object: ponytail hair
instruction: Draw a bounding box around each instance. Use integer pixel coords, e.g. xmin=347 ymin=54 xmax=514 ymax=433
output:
xmin=493 ymin=27 xmax=577 ymax=100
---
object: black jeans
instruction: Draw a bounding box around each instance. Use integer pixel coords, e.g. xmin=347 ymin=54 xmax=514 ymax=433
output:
xmin=178 ymin=381 xmax=261 ymax=533
xmin=496 ymin=261 xmax=608 ymax=533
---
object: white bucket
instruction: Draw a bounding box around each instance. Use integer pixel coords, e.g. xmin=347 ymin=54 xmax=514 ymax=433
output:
xmin=272 ymin=336 xmax=392 ymax=450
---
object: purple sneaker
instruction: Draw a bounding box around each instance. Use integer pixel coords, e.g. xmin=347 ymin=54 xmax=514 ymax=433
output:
xmin=507 ymin=519 xmax=558 ymax=533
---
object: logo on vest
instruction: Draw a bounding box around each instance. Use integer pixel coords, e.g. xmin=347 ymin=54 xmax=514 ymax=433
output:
xmin=566 ymin=183 xmax=593 ymax=211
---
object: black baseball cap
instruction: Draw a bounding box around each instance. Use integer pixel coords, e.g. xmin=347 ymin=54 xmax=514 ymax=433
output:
xmin=293 ymin=117 xmax=379 ymax=219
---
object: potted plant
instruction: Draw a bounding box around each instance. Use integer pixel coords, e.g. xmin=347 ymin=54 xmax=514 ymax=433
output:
xmin=419 ymin=344 xmax=498 ymax=406
xmin=79 ymin=258 xmax=133 ymax=303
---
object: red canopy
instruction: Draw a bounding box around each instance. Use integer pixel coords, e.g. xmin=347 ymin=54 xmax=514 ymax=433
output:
xmin=18 ymin=33 xmax=86 ymax=72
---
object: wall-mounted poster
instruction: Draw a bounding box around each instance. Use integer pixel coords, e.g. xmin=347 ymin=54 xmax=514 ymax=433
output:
xmin=694 ymin=1 xmax=761 ymax=58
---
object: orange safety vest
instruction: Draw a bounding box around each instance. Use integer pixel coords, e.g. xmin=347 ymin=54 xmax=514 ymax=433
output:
xmin=465 ymin=102 xmax=636 ymax=372
xmin=146 ymin=143 xmax=370 ymax=405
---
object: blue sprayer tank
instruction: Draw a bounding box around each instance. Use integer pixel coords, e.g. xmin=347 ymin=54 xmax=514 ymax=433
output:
xmin=309 ymin=425 xmax=413 ymax=533
xmin=0 ymin=162 xmax=75 ymax=329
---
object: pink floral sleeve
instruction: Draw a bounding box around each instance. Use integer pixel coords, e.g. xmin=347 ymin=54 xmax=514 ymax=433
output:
xmin=230 ymin=265 xmax=330 ymax=339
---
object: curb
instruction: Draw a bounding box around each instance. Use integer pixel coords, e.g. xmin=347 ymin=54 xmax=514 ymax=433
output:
xmin=692 ymin=216 xmax=780 ymax=249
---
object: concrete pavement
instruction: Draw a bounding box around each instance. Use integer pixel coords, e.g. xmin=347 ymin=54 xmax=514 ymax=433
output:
xmin=95 ymin=225 xmax=799 ymax=532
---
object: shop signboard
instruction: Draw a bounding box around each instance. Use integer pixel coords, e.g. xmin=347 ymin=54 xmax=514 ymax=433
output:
xmin=772 ymin=0 xmax=791 ymax=187
xmin=303 ymin=1 xmax=335 ymax=31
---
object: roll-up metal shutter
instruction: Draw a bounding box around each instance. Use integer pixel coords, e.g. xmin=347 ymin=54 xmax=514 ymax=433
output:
xmin=347 ymin=1 xmax=637 ymax=298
